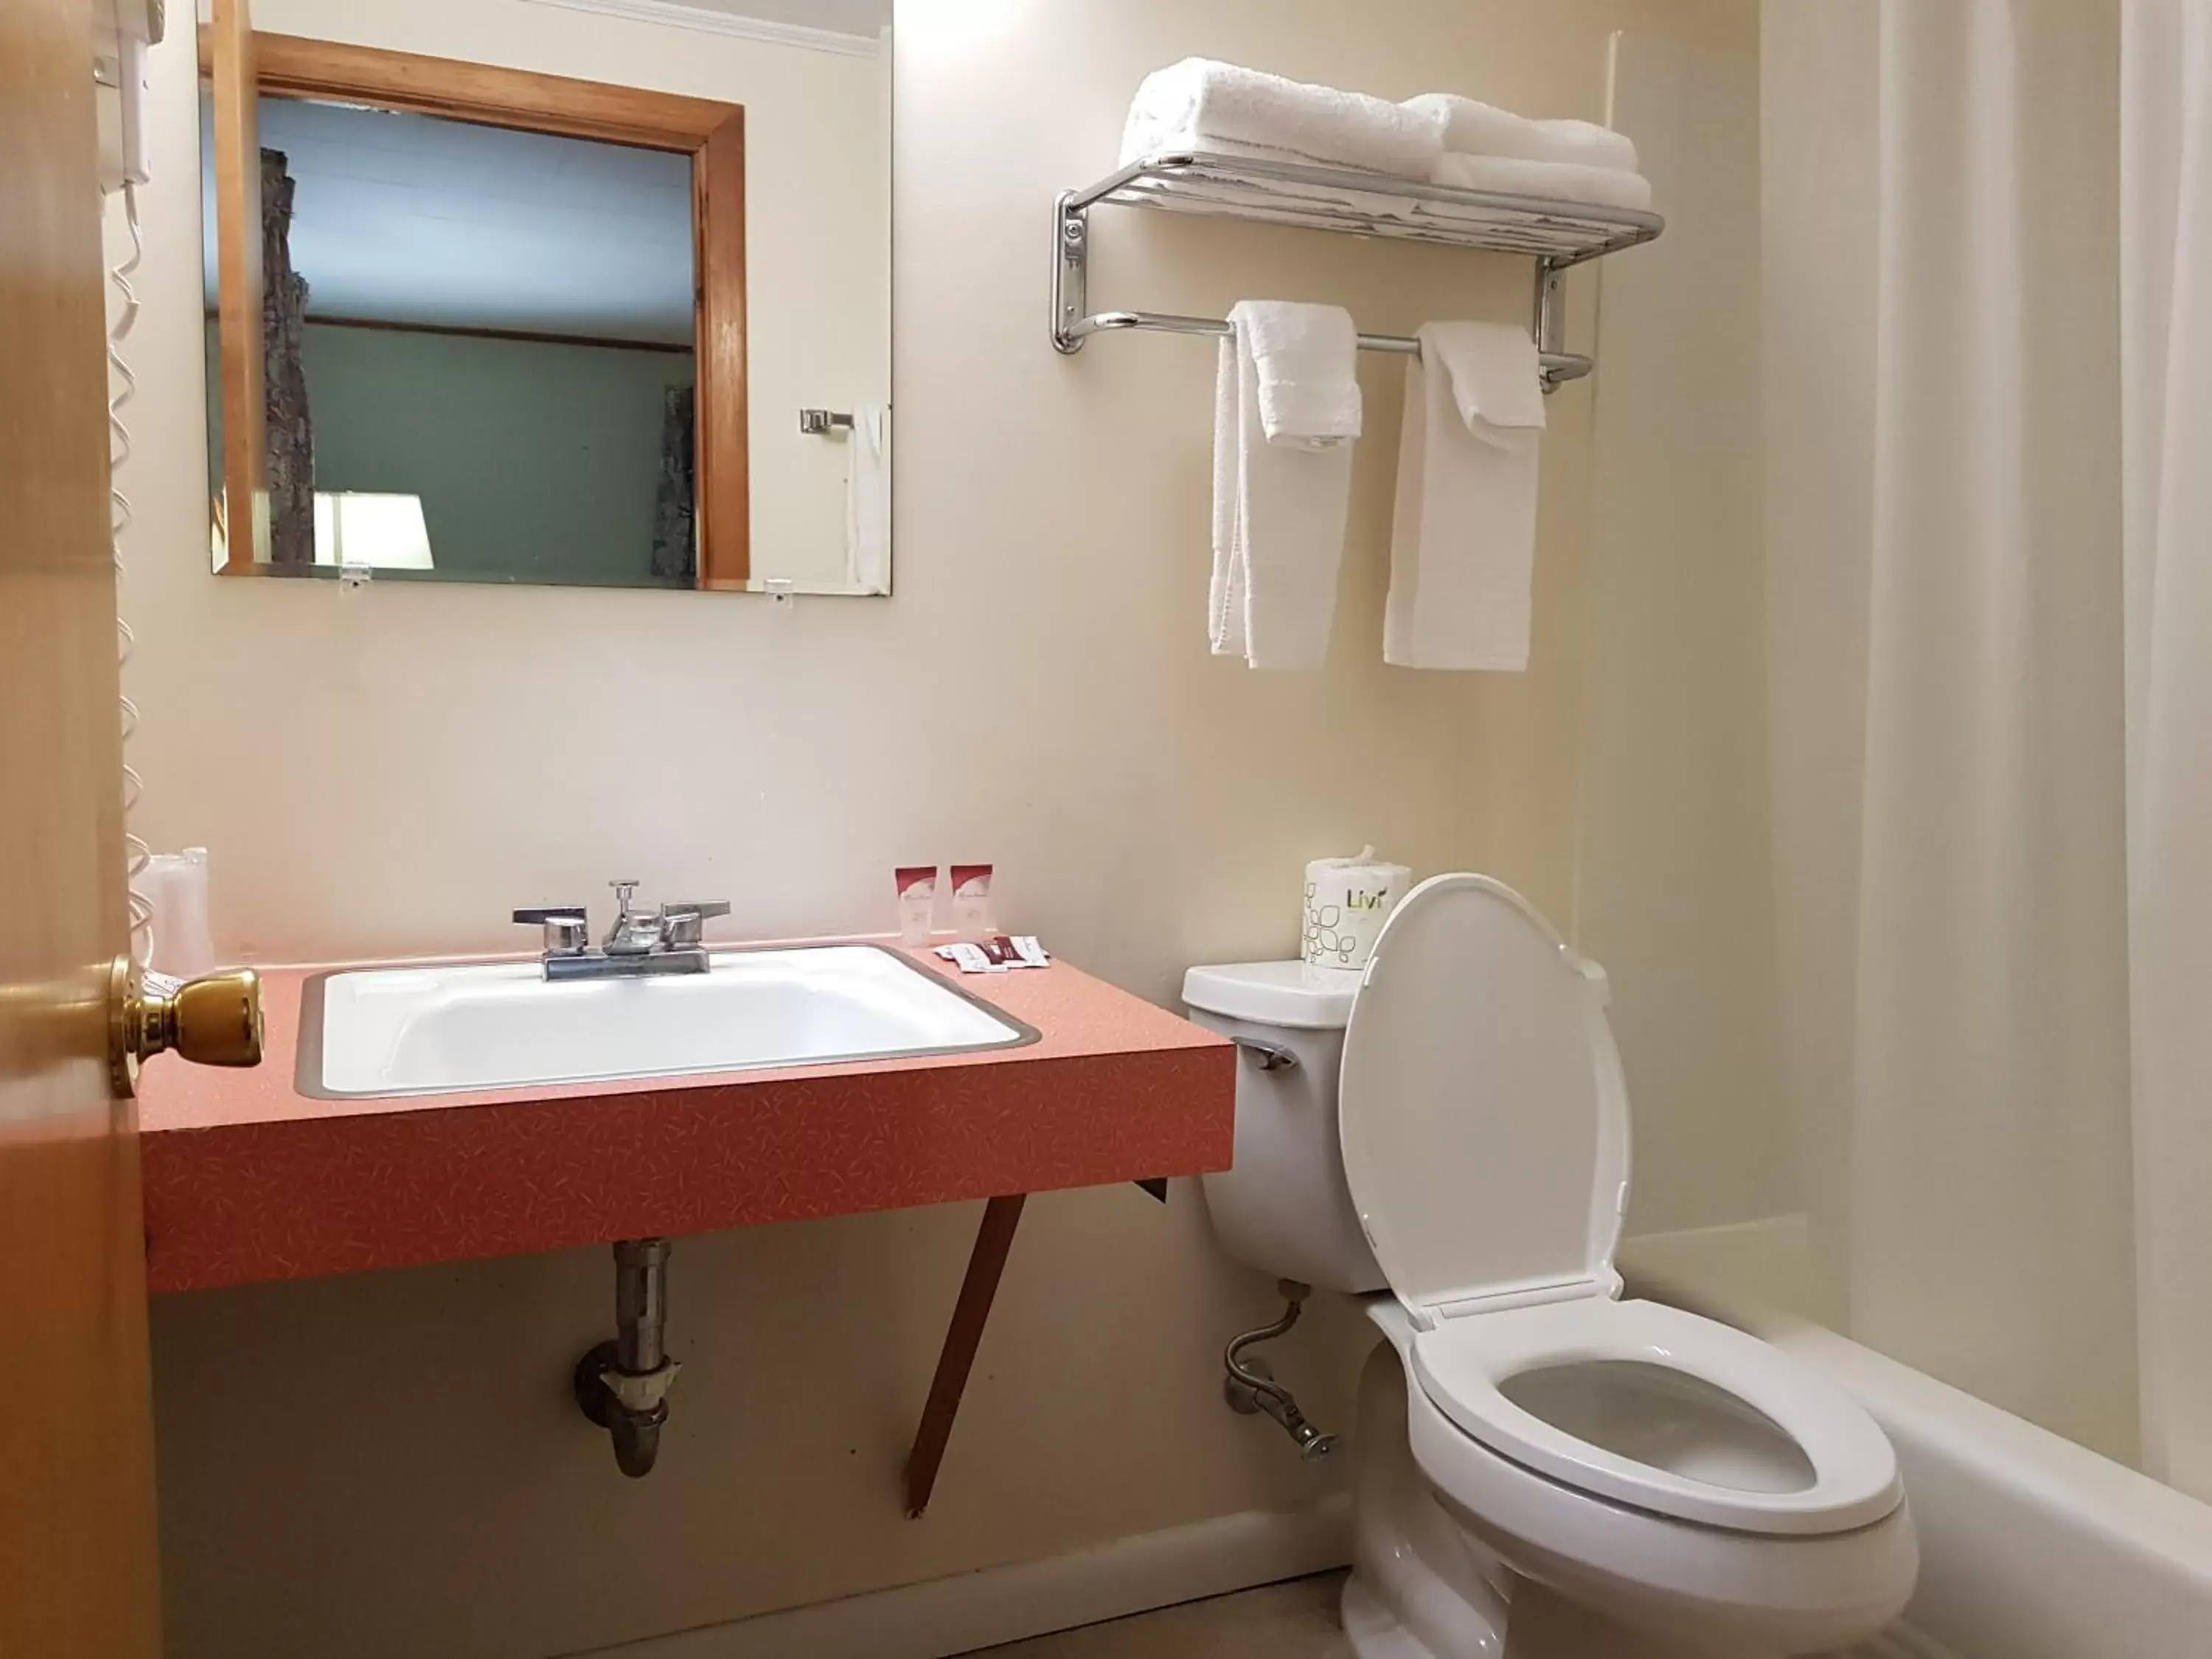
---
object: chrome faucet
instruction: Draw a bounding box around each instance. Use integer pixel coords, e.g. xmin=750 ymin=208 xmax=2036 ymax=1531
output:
xmin=513 ymin=880 xmax=730 ymax=980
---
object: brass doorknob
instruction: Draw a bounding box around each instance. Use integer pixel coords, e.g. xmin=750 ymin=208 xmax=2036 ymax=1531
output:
xmin=109 ymin=956 xmax=264 ymax=1096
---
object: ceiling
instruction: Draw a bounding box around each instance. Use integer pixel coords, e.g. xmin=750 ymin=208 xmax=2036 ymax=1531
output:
xmin=675 ymin=0 xmax=890 ymax=38
xmin=201 ymin=94 xmax=698 ymax=345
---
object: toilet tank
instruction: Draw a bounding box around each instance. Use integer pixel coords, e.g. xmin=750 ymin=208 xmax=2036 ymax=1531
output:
xmin=1183 ymin=961 xmax=1386 ymax=1294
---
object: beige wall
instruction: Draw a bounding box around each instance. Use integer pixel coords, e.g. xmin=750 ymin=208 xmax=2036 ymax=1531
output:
xmin=128 ymin=2 xmax=1753 ymax=1655
xmin=1578 ymin=30 xmax=1797 ymax=1235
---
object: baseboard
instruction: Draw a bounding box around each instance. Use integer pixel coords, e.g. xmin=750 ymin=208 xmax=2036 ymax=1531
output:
xmin=1849 ymin=1624 xmax=1962 ymax=1659
xmin=570 ymin=1495 xmax=1353 ymax=1659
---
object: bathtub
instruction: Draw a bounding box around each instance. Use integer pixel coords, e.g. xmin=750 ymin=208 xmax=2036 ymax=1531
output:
xmin=1620 ymin=1220 xmax=2212 ymax=1659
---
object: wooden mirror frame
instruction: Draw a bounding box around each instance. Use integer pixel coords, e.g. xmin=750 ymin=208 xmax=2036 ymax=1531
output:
xmin=201 ymin=0 xmax=750 ymax=588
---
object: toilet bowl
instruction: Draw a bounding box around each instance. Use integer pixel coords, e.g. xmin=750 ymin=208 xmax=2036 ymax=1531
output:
xmin=1185 ymin=874 xmax=1917 ymax=1658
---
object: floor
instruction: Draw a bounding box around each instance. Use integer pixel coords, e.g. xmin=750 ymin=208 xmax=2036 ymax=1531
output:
xmin=960 ymin=1572 xmax=1353 ymax=1658
xmin=953 ymin=1571 xmax=1898 ymax=1658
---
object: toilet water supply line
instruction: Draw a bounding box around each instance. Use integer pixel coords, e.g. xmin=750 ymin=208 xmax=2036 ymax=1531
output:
xmin=1223 ymin=1279 xmax=1340 ymax=1460
xmin=110 ymin=181 xmax=155 ymax=971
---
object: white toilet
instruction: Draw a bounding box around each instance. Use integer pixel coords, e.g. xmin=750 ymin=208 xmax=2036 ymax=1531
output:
xmin=1183 ymin=874 xmax=1917 ymax=1659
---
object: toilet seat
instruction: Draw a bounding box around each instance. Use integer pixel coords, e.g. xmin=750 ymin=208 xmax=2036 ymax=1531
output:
xmin=1410 ymin=1298 xmax=1902 ymax=1535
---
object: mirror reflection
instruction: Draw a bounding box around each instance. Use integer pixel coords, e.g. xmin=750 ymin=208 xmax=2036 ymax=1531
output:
xmin=199 ymin=25 xmax=890 ymax=595
xmin=204 ymin=100 xmax=703 ymax=588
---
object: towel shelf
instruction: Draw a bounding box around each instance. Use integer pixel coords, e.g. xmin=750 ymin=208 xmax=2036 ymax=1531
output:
xmin=1051 ymin=150 xmax=1663 ymax=392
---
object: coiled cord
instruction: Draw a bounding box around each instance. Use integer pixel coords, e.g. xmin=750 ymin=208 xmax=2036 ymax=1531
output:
xmin=109 ymin=181 xmax=153 ymax=970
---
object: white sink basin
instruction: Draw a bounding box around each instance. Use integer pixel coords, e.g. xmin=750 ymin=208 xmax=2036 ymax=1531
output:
xmin=299 ymin=944 xmax=1037 ymax=1099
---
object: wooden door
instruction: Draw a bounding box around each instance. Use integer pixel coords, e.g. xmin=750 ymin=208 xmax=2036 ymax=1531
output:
xmin=0 ymin=0 xmax=167 ymax=1653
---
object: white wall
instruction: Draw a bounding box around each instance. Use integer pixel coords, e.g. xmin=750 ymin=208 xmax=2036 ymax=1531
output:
xmin=127 ymin=2 xmax=1756 ymax=1654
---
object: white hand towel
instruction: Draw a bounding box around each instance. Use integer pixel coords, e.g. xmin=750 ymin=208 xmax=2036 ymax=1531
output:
xmin=844 ymin=403 xmax=890 ymax=594
xmin=1123 ymin=58 xmax=1444 ymax=178
xmin=1237 ymin=299 xmax=1362 ymax=449
xmin=1211 ymin=331 xmax=1244 ymax=655
xmin=1402 ymin=93 xmax=1639 ymax=173
xmin=1387 ymin=321 xmax=1545 ymax=672
xmin=1427 ymin=151 xmax=1653 ymax=213
xmin=1211 ymin=303 xmax=1358 ymax=669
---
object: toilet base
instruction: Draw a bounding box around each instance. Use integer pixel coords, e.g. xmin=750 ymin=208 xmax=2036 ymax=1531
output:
xmin=1344 ymin=1573 xmax=1719 ymax=1659
xmin=1344 ymin=1340 xmax=1507 ymax=1658
xmin=1340 ymin=1575 xmax=1448 ymax=1659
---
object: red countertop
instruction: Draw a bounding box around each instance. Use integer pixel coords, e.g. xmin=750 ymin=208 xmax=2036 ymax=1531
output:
xmin=138 ymin=944 xmax=1234 ymax=1294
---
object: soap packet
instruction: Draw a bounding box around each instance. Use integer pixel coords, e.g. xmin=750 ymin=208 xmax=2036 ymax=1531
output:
xmin=933 ymin=935 xmax=1048 ymax=975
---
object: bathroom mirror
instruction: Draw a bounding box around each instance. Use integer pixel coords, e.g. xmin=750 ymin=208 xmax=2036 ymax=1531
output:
xmin=199 ymin=8 xmax=890 ymax=594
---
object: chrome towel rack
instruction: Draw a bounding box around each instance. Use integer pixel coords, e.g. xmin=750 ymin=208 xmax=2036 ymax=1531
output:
xmin=1051 ymin=151 xmax=1664 ymax=392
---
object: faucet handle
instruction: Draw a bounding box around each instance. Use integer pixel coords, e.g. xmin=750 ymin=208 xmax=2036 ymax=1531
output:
xmin=661 ymin=901 xmax=731 ymax=922
xmin=514 ymin=906 xmax=590 ymax=956
xmin=658 ymin=901 xmax=729 ymax=950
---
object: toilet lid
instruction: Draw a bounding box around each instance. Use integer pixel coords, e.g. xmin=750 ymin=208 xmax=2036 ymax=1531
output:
xmin=1338 ymin=874 xmax=1630 ymax=1318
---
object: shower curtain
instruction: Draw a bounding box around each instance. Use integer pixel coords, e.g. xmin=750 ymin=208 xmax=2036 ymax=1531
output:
xmin=1761 ymin=0 xmax=2212 ymax=1496
xmin=2121 ymin=0 xmax=2212 ymax=1499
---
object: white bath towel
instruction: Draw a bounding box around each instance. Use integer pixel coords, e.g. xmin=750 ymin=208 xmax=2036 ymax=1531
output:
xmin=1211 ymin=302 xmax=1360 ymax=668
xmin=1122 ymin=58 xmax=1444 ymax=178
xmin=1388 ymin=322 xmax=1545 ymax=671
xmin=1119 ymin=170 xmax=1422 ymax=232
xmin=844 ymin=403 xmax=889 ymax=594
xmin=1403 ymin=93 xmax=1639 ymax=173
xmin=1427 ymin=151 xmax=1654 ymax=213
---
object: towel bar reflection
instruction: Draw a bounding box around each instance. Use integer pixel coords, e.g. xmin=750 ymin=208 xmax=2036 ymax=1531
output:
xmin=1051 ymin=151 xmax=1664 ymax=392
xmin=799 ymin=408 xmax=855 ymax=435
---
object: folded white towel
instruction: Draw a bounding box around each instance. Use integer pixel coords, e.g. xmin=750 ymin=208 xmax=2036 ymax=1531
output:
xmin=1428 ymin=151 xmax=1653 ymax=213
xmin=1123 ymin=58 xmax=1444 ymax=177
xmin=1124 ymin=171 xmax=1422 ymax=232
xmin=1211 ymin=302 xmax=1359 ymax=668
xmin=1237 ymin=299 xmax=1362 ymax=449
xmin=1388 ymin=321 xmax=1545 ymax=672
xmin=1403 ymin=93 xmax=1639 ymax=173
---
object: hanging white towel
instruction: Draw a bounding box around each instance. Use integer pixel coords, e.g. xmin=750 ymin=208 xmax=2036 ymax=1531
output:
xmin=1211 ymin=301 xmax=1360 ymax=669
xmin=844 ymin=403 xmax=890 ymax=594
xmin=1402 ymin=93 xmax=1640 ymax=173
xmin=1387 ymin=321 xmax=1545 ymax=671
xmin=1428 ymin=152 xmax=1654 ymax=213
xmin=1123 ymin=58 xmax=1444 ymax=177
xmin=1238 ymin=300 xmax=1363 ymax=448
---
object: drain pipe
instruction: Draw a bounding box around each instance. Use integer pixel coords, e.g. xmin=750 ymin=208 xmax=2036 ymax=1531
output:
xmin=1222 ymin=1279 xmax=1338 ymax=1460
xmin=574 ymin=1237 xmax=680 ymax=1477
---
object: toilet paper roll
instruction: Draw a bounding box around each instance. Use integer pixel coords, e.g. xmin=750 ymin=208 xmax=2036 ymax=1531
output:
xmin=1302 ymin=847 xmax=1412 ymax=971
